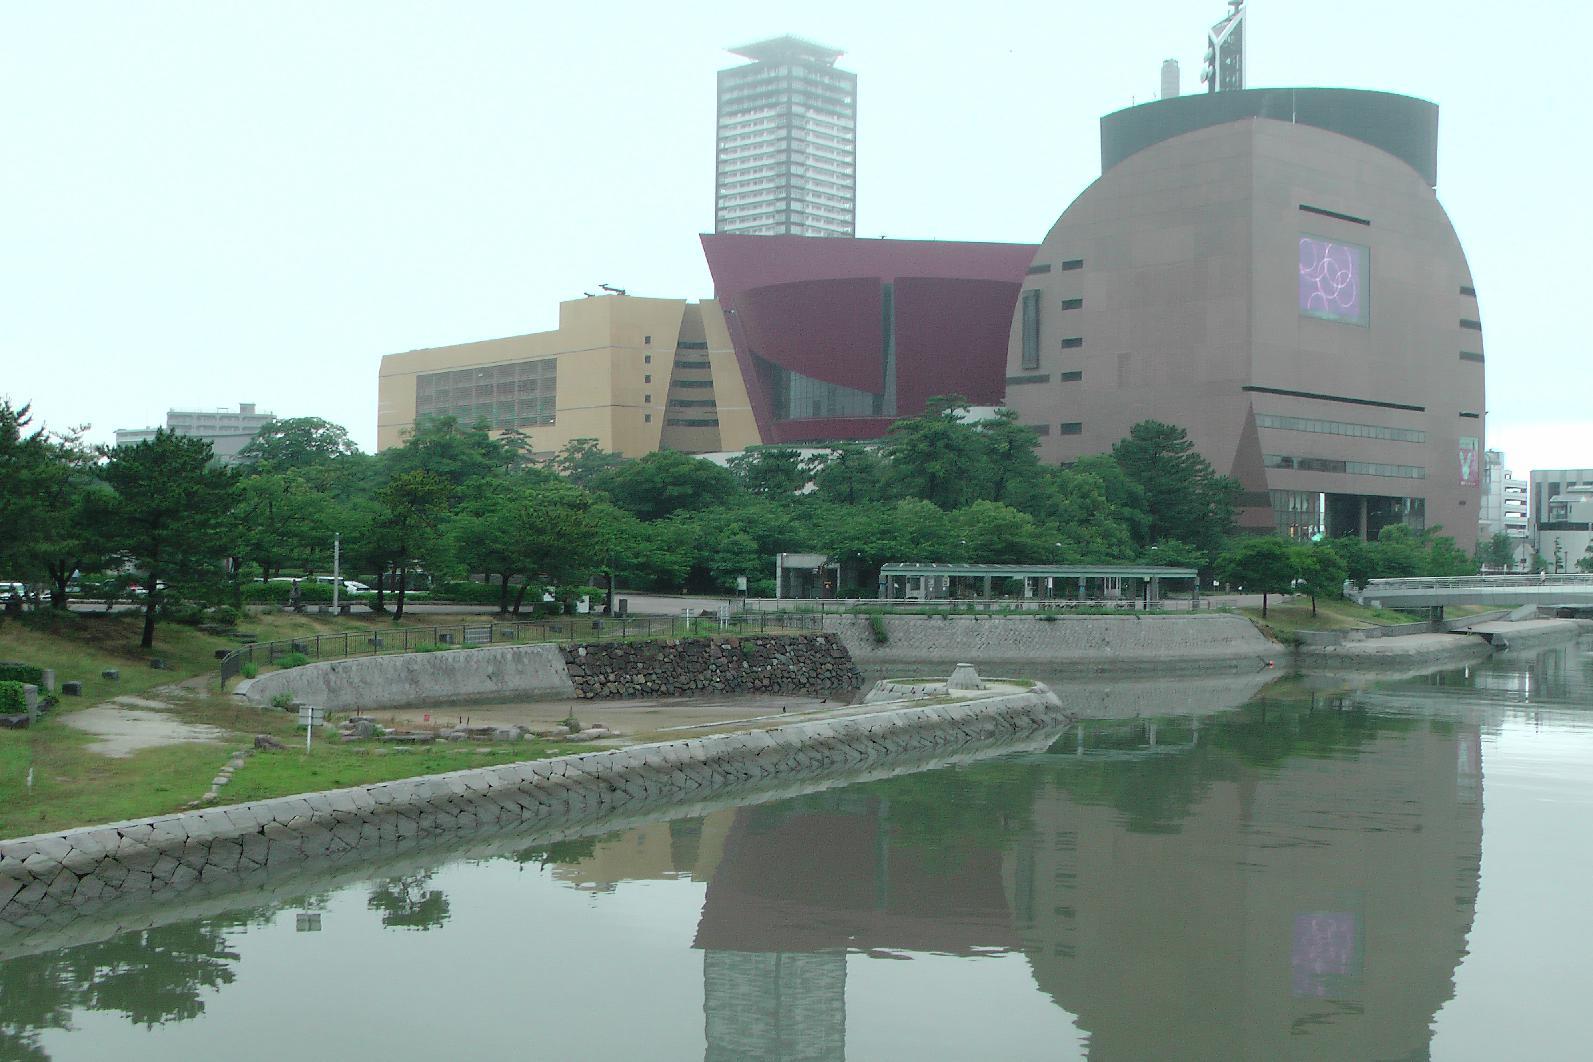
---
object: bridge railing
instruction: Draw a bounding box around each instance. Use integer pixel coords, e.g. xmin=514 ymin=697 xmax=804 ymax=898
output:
xmin=1362 ymin=575 xmax=1593 ymax=592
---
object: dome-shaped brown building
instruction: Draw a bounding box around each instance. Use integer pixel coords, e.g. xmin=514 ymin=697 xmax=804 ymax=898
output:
xmin=1005 ymin=88 xmax=1485 ymax=547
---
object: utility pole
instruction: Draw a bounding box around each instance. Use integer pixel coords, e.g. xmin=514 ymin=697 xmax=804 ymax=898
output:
xmin=332 ymin=533 xmax=341 ymax=610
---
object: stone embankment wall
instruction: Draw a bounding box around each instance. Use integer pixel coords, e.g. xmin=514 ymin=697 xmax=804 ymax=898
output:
xmin=830 ymin=613 xmax=1276 ymax=670
xmin=242 ymin=634 xmax=858 ymax=711
xmin=242 ymin=643 xmax=575 ymax=710
xmin=561 ymin=634 xmax=860 ymax=699
xmin=0 ymin=688 xmax=1064 ymax=927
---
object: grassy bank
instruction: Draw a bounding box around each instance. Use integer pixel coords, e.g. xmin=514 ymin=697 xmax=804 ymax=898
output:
xmin=1240 ymin=597 xmax=1507 ymax=641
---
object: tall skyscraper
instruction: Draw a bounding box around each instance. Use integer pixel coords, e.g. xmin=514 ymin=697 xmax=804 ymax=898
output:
xmin=715 ymin=36 xmax=856 ymax=237
xmin=1201 ymin=1 xmax=1247 ymax=93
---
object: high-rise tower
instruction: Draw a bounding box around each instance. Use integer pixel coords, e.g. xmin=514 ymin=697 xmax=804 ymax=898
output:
xmin=1201 ymin=1 xmax=1247 ymax=93
xmin=715 ymin=36 xmax=856 ymax=237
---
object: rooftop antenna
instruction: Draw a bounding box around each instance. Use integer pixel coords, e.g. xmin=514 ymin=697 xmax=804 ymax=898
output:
xmin=1200 ymin=0 xmax=1247 ymax=94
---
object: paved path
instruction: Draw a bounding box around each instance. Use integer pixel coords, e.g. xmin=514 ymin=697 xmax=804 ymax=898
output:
xmin=60 ymin=688 xmax=226 ymax=758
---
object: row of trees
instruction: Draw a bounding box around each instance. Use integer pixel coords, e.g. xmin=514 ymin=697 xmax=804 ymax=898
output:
xmin=1 ymin=395 xmax=1483 ymax=645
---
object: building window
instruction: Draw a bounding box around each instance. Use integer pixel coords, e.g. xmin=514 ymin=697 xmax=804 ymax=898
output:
xmin=1026 ymin=263 xmax=1052 ymax=275
xmin=1460 ymin=285 xmax=1477 ymax=297
xmin=1060 ymin=422 xmax=1082 ymax=435
xmin=1061 ymin=259 xmax=1084 ymax=271
xmin=1264 ymin=454 xmax=1426 ymax=479
xmin=644 ymin=335 xmax=651 ymax=345
xmin=675 ymin=359 xmax=711 ymax=370
xmin=415 ymin=358 xmax=556 ymax=430
xmin=1060 ymin=298 xmax=1083 ymax=310
xmin=1254 ymin=413 xmax=1424 ymax=443
xmin=666 ymin=417 xmax=720 ymax=427
xmin=1060 ymin=370 xmax=1083 ymax=382
xmin=677 ymin=341 xmax=709 ymax=350
xmin=644 ymin=413 xmax=652 ymax=423
xmin=1029 ymin=424 xmax=1052 ymax=435
xmin=1460 ymin=412 xmax=1481 ymax=419
xmin=644 ymin=354 xmax=652 ymax=364
xmin=1298 ymin=203 xmax=1371 ymax=226
xmin=1021 ymin=289 xmax=1041 ymax=370
xmin=1006 ymin=373 xmax=1050 ymax=385
xmin=644 ymin=374 xmax=652 ymax=383
xmin=644 ymin=394 xmax=651 ymax=404
xmin=675 ymin=379 xmax=714 ymax=389
xmin=1460 ymin=351 xmax=1484 ymax=363
xmin=1060 ymin=337 xmax=1083 ymax=350
xmin=1460 ymin=319 xmax=1483 ymax=330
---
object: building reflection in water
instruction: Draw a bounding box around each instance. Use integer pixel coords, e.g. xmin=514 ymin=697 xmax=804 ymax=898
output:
xmin=547 ymin=686 xmax=1489 ymax=1061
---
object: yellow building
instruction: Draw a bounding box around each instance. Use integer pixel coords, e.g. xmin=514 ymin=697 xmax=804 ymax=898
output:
xmin=376 ymin=293 xmax=761 ymax=457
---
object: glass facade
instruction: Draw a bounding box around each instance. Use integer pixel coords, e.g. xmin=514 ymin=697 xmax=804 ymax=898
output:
xmin=1255 ymin=414 xmax=1424 ymax=443
xmin=1264 ymin=454 xmax=1425 ymax=479
xmin=773 ymin=366 xmax=880 ymax=419
xmin=1271 ymin=490 xmax=1426 ymax=540
xmin=415 ymin=359 xmax=556 ymax=429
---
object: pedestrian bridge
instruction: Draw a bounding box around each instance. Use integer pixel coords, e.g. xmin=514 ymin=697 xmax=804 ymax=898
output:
xmin=1351 ymin=575 xmax=1593 ymax=609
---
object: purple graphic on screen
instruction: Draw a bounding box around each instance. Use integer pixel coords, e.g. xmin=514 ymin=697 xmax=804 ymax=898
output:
xmin=1299 ymin=237 xmax=1368 ymax=324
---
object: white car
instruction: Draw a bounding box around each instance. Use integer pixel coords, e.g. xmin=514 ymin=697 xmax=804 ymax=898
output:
xmin=313 ymin=576 xmax=371 ymax=594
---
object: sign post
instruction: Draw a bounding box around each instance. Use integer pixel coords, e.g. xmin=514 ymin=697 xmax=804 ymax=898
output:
xmin=298 ymin=704 xmax=325 ymax=752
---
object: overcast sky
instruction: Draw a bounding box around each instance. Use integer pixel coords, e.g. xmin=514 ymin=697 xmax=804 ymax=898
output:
xmin=3 ymin=0 xmax=1587 ymax=475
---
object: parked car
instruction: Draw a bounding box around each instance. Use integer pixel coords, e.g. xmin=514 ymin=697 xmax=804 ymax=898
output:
xmin=0 ymin=581 xmax=27 ymax=603
xmin=312 ymin=576 xmax=371 ymax=594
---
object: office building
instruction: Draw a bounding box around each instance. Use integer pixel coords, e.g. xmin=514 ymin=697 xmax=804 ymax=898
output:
xmin=377 ymin=295 xmax=758 ymax=457
xmin=1529 ymin=468 xmax=1593 ymax=570
xmin=715 ymin=36 xmax=857 ymax=237
xmin=113 ymin=403 xmax=275 ymax=464
xmin=1478 ymin=450 xmax=1529 ymax=568
xmin=1006 ymin=87 xmax=1486 ymax=549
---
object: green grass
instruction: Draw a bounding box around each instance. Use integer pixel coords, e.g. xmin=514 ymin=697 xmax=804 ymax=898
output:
xmin=1240 ymin=597 xmax=1429 ymax=640
xmin=220 ymin=739 xmax=592 ymax=804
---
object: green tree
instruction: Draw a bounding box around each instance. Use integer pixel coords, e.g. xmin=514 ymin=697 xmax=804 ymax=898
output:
xmin=592 ymin=449 xmax=738 ymax=520
xmin=237 ymin=416 xmax=359 ymax=468
xmin=232 ymin=470 xmax=337 ymax=580
xmin=1139 ymin=538 xmax=1209 ymax=572
xmin=0 ymin=401 xmax=55 ymax=592
xmin=102 ymin=431 xmax=236 ymax=647
xmin=948 ymin=501 xmax=1050 ymax=563
xmin=1579 ymin=542 xmax=1593 ymax=574
xmin=1291 ymin=540 xmax=1347 ymax=616
xmin=973 ymin=408 xmax=1044 ymax=505
xmin=806 ymin=442 xmax=887 ymax=505
xmin=1477 ymin=531 xmax=1517 ymax=571
xmin=884 ymin=396 xmax=989 ymax=510
xmin=448 ymin=476 xmax=599 ymax=613
xmin=1111 ymin=421 xmax=1239 ymax=555
xmin=727 ymin=446 xmax=808 ymax=496
xmin=1215 ymin=536 xmax=1297 ymax=618
xmin=383 ymin=416 xmax=518 ymax=489
xmin=551 ymin=437 xmax=628 ymax=488
xmin=360 ymin=470 xmax=450 ymax=621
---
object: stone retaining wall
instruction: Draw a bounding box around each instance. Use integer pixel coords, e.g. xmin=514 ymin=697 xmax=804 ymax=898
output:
xmin=0 ymin=688 xmax=1064 ymax=929
xmin=830 ymin=613 xmax=1275 ymax=670
xmin=242 ymin=642 xmax=575 ymax=710
xmin=561 ymin=634 xmax=860 ymax=699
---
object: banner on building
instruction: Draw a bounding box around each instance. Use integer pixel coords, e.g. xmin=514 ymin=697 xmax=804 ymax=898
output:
xmin=1458 ymin=437 xmax=1480 ymax=487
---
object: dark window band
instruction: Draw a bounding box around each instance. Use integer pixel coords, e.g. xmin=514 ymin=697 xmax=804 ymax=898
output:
xmin=1299 ymin=203 xmax=1371 ymax=226
xmin=676 ymin=340 xmax=709 ymax=350
xmin=673 ymin=398 xmax=717 ymax=408
xmin=1026 ymin=263 xmax=1052 ymax=275
xmin=1460 ymin=319 xmax=1483 ymax=331
xmin=1460 ymin=412 xmax=1481 ymax=419
xmin=1059 ymin=422 xmax=1082 ymax=435
xmin=1060 ymin=337 xmax=1083 ymax=350
xmin=1060 ymin=298 xmax=1083 ymax=310
xmin=666 ymin=418 xmax=719 ymax=427
xmin=1060 ymin=259 xmax=1084 ymax=271
xmin=1242 ymin=385 xmax=1424 ymax=413
xmin=1028 ymin=424 xmax=1052 ymax=436
xmin=675 ymin=359 xmax=711 ymax=370
xmin=1460 ymin=285 xmax=1477 ymax=297
xmin=1006 ymin=373 xmax=1051 ymax=385
xmin=675 ymin=379 xmax=714 ymax=389
xmin=1060 ymin=370 xmax=1083 ymax=382
xmin=1460 ymin=351 xmax=1484 ymax=363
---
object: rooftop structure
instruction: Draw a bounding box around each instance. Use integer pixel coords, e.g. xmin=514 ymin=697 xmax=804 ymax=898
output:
xmin=113 ymin=403 xmax=275 ymax=464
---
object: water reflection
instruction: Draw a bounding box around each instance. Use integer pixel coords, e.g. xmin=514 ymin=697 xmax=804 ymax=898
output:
xmin=5 ymin=641 xmax=1592 ymax=1060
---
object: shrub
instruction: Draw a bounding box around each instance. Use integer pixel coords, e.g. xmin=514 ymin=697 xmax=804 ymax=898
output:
xmin=270 ymin=692 xmax=294 ymax=709
xmin=868 ymin=614 xmax=889 ymax=645
xmin=158 ymin=601 xmax=208 ymax=626
xmin=240 ymin=662 xmax=258 ymax=679
xmin=0 ymin=662 xmax=44 ymax=686
xmin=0 ymin=681 xmax=26 ymax=714
xmin=207 ymin=605 xmax=242 ymax=627
xmin=1037 ymin=612 xmax=1059 ymax=622
xmin=275 ymin=652 xmax=310 ymax=669
xmin=241 ymin=581 xmax=334 ymax=605
xmin=432 ymin=580 xmax=505 ymax=605
xmin=414 ymin=642 xmax=451 ymax=653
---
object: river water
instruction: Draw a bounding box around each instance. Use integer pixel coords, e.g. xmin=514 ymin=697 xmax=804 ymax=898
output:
xmin=4 ymin=638 xmax=1592 ymax=1061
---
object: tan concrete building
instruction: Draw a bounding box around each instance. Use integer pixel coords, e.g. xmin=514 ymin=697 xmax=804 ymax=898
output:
xmin=377 ymin=294 xmax=761 ymax=457
xmin=1007 ymin=88 xmax=1486 ymax=548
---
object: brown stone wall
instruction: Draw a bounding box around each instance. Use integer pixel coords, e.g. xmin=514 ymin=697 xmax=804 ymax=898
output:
xmin=560 ymin=634 xmax=861 ymax=699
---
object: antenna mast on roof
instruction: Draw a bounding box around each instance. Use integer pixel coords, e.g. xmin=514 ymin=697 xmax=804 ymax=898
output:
xmin=1201 ymin=1 xmax=1247 ymax=94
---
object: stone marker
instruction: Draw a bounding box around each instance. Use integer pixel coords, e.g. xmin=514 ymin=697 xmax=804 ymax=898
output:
xmin=254 ymin=734 xmax=285 ymax=750
xmin=947 ymin=663 xmax=986 ymax=691
xmin=60 ymin=681 xmax=82 ymax=696
xmin=102 ymin=669 xmax=120 ymax=680
xmin=148 ymin=659 xmax=168 ymax=670
xmin=40 ymin=669 xmax=55 ymax=692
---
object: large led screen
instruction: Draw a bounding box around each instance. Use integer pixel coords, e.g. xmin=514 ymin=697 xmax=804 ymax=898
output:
xmin=1299 ymin=235 xmax=1369 ymax=325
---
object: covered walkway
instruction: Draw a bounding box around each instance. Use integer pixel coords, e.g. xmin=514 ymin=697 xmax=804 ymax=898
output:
xmin=878 ymin=563 xmax=1200 ymax=607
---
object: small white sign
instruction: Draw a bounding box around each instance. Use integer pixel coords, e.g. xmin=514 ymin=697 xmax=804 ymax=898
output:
xmin=298 ymin=706 xmax=325 ymax=727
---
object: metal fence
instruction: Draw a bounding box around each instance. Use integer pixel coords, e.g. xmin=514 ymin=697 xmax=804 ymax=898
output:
xmin=217 ymin=611 xmax=827 ymax=686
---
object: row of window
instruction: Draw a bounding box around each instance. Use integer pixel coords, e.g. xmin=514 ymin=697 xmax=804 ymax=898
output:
xmin=1264 ymin=454 xmax=1426 ymax=479
xmin=666 ymin=418 xmax=720 ymax=428
xmin=1254 ymin=413 xmax=1425 ymax=443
